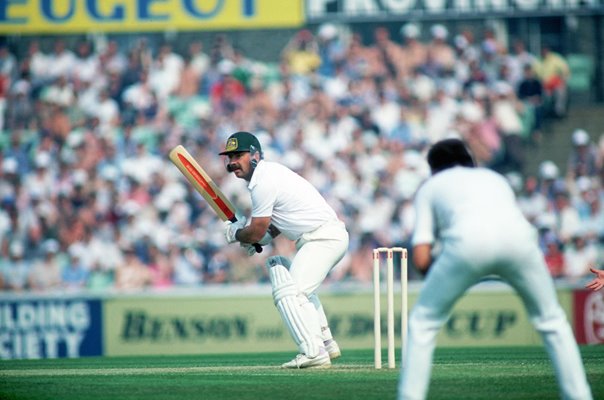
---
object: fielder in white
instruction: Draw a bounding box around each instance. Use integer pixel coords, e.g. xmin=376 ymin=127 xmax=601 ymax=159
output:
xmin=398 ymin=139 xmax=592 ymax=400
xmin=219 ymin=131 xmax=349 ymax=368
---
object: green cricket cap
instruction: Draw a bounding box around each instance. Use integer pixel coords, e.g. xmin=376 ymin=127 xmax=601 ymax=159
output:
xmin=218 ymin=131 xmax=262 ymax=155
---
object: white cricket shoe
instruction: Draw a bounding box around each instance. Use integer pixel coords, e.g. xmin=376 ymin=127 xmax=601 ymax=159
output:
xmin=324 ymin=339 xmax=341 ymax=360
xmin=281 ymin=348 xmax=331 ymax=369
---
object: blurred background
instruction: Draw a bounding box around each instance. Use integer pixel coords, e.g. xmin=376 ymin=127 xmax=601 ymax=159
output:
xmin=0 ymin=0 xmax=603 ymax=359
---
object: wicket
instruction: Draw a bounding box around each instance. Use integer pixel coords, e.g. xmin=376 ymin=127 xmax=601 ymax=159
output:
xmin=372 ymin=247 xmax=408 ymax=369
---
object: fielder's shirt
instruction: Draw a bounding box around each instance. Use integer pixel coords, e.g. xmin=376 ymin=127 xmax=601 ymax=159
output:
xmin=412 ymin=166 xmax=537 ymax=248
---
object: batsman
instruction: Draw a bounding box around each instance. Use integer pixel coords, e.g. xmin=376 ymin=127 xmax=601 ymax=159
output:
xmin=219 ymin=131 xmax=349 ymax=368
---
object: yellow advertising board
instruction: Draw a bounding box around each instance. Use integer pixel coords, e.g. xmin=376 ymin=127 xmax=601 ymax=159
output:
xmin=0 ymin=0 xmax=304 ymax=34
xmin=103 ymin=286 xmax=573 ymax=356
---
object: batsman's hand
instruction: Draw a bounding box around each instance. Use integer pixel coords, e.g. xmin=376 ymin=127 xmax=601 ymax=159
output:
xmin=240 ymin=242 xmax=258 ymax=256
xmin=224 ymin=217 xmax=246 ymax=244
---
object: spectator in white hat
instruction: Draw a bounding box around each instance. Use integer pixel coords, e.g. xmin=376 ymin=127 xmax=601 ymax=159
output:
xmin=538 ymin=160 xmax=563 ymax=202
xmin=399 ymin=23 xmax=428 ymax=78
xmin=2 ymin=241 xmax=31 ymax=291
xmin=316 ymin=23 xmax=346 ymax=78
xmin=567 ymin=129 xmax=599 ymax=181
xmin=427 ymin=24 xmax=455 ymax=73
xmin=24 ymin=151 xmax=55 ymax=200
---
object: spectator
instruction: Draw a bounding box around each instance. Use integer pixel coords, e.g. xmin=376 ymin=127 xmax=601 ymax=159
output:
xmin=149 ymin=42 xmax=184 ymax=101
xmin=26 ymin=40 xmax=51 ymax=91
xmin=210 ymin=60 xmax=246 ymax=115
xmin=188 ymin=40 xmax=210 ymax=78
xmin=46 ymin=39 xmax=76 ymax=80
xmin=563 ymin=232 xmax=599 ymax=282
xmin=28 ymin=239 xmax=63 ymax=291
xmin=121 ymin=70 xmax=158 ymax=122
xmin=542 ymin=232 xmax=565 ymax=279
xmin=101 ymin=40 xmax=128 ymax=76
xmin=0 ymin=43 xmax=19 ymax=89
xmin=554 ymin=190 xmax=582 ymax=244
xmin=426 ymin=24 xmax=455 ymax=74
xmin=42 ymin=74 xmax=75 ymax=107
xmin=537 ymin=160 xmax=563 ymax=202
xmin=87 ymin=261 xmax=114 ymax=291
xmin=115 ymin=246 xmax=152 ymax=290
xmin=507 ymin=39 xmax=538 ymax=87
xmin=2 ymin=241 xmax=31 ymax=291
xmin=175 ymin=55 xmax=202 ymax=99
xmin=171 ymin=243 xmax=204 ymax=286
xmin=490 ymin=82 xmax=525 ymax=173
xmin=5 ymin=80 xmax=34 ymax=130
xmin=516 ymin=63 xmax=544 ymax=140
xmin=537 ymin=44 xmax=570 ymax=118
xmin=516 ymin=175 xmax=548 ymax=225
xmin=316 ymin=23 xmax=346 ymax=78
xmin=62 ymin=248 xmax=89 ymax=290
xmin=370 ymin=26 xmax=403 ymax=79
xmin=72 ymin=40 xmax=99 ymax=87
xmin=94 ymin=88 xmax=120 ymax=135
xmin=148 ymin=243 xmax=173 ymax=290
xmin=567 ymin=129 xmax=599 ymax=181
xmin=399 ymin=23 xmax=428 ymax=80
xmin=282 ymin=29 xmax=321 ymax=76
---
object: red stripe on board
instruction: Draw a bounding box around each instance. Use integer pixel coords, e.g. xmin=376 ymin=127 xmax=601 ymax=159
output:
xmin=178 ymin=153 xmax=235 ymax=220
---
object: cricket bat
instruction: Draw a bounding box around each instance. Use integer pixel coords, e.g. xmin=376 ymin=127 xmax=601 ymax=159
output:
xmin=169 ymin=145 xmax=262 ymax=253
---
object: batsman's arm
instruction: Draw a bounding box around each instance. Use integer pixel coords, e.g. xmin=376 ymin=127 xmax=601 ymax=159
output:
xmin=230 ymin=216 xmax=263 ymax=253
xmin=235 ymin=216 xmax=274 ymax=245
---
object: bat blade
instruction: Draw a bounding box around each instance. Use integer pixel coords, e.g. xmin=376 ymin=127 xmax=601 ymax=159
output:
xmin=169 ymin=145 xmax=262 ymax=253
xmin=169 ymin=145 xmax=235 ymax=222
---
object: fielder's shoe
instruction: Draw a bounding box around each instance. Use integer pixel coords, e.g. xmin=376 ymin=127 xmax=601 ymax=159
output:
xmin=324 ymin=339 xmax=341 ymax=360
xmin=281 ymin=348 xmax=331 ymax=369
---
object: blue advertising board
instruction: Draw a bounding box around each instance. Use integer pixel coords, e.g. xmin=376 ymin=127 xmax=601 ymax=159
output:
xmin=0 ymin=298 xmax=103 ymax=359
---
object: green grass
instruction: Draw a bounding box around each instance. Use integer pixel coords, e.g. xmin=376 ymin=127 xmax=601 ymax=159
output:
xmin=1 ymin=346 xmax=603 ymax=399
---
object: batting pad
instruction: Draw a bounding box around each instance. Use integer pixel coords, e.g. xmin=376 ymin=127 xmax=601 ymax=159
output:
xmin=267 ymin=258 xmax=322 ymax=357
xmin=309 ymin=294 xmax=332 ymax=340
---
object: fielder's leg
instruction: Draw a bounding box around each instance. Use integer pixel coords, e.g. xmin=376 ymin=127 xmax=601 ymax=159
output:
xmin=500 ymin=247 xmax=593 ymax=400
xmin=398 ymin=254 xmax=481 ymax=400
xmin=266 ymin=256 xmax=330 ymax=369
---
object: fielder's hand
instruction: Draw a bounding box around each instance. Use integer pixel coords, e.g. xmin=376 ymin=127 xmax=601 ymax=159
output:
xmin=224 ymin=217 xmax=246 ymax=244
xmin=585 ymin=267 xmax=604 ymax=291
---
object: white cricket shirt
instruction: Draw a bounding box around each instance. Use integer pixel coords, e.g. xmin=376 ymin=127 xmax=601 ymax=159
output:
xmin=248 ymin=160 xmax=339 ymax=240
xmin=412 ymin=167 xmax=535 ymax=246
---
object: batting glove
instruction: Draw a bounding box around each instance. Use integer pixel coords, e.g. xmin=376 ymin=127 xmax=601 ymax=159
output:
xmin=224 ymin=217 xmax=246 ymax=244
xmin=240 ymin=242 xmax=257 ymax=256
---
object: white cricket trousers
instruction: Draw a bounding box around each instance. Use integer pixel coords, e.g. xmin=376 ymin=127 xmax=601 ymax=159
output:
xmin=398 ymin=241 xmax=592 ymax=400
xmin=289 ymin=220 xmax=349 ymax=337
xmin=290 ymin=219 xmax=349 ymax=295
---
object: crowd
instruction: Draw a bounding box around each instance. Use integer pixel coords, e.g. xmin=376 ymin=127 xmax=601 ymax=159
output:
xmin=0 ymin=22 xmax=602 ymax=292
